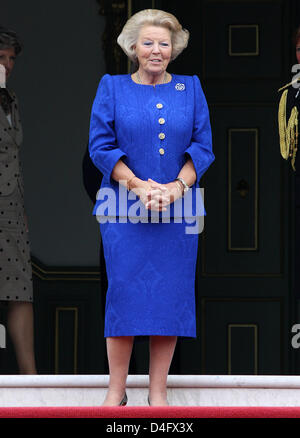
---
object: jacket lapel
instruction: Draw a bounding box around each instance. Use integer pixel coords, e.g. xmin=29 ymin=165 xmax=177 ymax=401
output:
xmin=10 ymin=97 xmax=19 ymax=143
xmin=0 ymin=102 xmax=11 ymax=130
xmin=0 ymin=89 xmax=19 ymax=144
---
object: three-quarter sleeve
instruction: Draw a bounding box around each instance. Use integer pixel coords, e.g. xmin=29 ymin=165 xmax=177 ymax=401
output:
xmin=89 ymin=74 xmax=127 ymax=181
xmin=184 ymin=75 xmax=215 ymax=184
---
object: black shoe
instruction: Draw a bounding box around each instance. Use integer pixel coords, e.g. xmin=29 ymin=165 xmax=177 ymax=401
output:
xmin=119 ymin=393 xmax=128 ymax=406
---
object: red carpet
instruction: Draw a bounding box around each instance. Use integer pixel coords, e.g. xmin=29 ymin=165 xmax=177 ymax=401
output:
xmin=0 ymin=406 xmax=300 ymax=418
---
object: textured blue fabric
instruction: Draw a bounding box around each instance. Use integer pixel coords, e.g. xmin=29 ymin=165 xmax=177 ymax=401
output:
xmin=89 ymin=74 xmax=214 ymax=220
xmin=100 ymin=219 xmax=199 ymax=337
xmin=88 ymin=73 xmax=214 ymax=337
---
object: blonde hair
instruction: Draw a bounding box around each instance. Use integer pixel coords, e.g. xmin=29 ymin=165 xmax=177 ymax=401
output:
xmin=117 ymin=9 xmax=189 ymax=63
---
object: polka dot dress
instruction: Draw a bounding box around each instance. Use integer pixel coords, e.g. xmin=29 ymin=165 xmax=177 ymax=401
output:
xmin=0 ymin=92 xmax=33 ymax=303
xmin=0 ymin=184 xmax=33 ymax=302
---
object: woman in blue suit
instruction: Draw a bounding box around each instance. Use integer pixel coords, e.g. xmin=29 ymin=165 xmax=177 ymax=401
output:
xmin=89 ymin=9 xmax=215 ymax=406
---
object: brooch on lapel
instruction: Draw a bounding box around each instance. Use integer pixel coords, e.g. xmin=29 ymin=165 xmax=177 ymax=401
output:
xmin=175 ymin=83 xmax=185 ymax=91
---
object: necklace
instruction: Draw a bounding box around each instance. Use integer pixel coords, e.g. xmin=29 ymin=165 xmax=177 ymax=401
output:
xmin=136 ymin=70 xmax=168 ymax=87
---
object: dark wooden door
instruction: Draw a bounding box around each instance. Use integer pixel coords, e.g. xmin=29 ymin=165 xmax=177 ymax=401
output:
xmin=140 ymin=0 xmax=297 ymax=375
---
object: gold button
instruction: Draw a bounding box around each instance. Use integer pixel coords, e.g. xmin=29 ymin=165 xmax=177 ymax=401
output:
xmin=158 ymin=118 xmax=165 ymax=125
xmin=159 ymin=148 xmax=165 ymax=155
xmin=156 ymin=103 xmax=163 ymax=109
xmin=158 ymin=133 xmax=165 ymax=140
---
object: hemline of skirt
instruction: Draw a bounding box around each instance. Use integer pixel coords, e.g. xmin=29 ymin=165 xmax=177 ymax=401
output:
xmin=0 ymin=297 xmax=33 ymax=304
xmin=104 ymin=331 xmax=196 ymax=338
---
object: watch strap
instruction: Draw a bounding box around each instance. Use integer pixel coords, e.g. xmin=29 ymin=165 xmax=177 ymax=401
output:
xmin=175 ymin=177 xmax=189 ymax=192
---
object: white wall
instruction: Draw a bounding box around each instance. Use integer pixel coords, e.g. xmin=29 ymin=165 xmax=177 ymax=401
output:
xmin=2 ymin=0 xmax=106 ymax=266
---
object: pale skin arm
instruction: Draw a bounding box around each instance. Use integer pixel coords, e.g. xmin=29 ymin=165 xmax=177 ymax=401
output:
xmin=110 ymin=157 xmax=197 ymax=211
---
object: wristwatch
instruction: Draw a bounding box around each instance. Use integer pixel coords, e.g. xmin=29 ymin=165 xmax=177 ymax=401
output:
xmin=175 ymin=177 xmax=189 ymax=193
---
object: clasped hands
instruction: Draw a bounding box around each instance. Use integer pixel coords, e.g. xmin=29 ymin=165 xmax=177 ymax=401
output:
xmin=129 ymin=177 xmax=183 ymax=212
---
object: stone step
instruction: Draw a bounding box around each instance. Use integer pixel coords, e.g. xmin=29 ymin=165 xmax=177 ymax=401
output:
xmin=0 ymin=375 xmax=300 ymax=407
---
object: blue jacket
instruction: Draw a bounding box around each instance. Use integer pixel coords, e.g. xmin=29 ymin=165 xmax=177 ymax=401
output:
xmin=89 ymin=73 xmax=214 ymax=220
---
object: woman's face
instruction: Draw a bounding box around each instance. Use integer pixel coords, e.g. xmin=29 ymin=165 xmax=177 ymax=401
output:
xmin=0 ymin=47 xmax=16 ymax=81
xmin=296 ymin=39 xmax=300 ymax=64
xmin=134 ymin=25 xmax=172 ymax=76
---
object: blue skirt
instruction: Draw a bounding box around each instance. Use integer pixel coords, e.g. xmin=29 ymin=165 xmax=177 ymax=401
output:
xmin=99 ymin=218 xmax=200 ymax=338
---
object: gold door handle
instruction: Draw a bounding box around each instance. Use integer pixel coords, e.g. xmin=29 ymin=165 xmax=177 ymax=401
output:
xmin=236 ymin=179 xmax=249 ymax=198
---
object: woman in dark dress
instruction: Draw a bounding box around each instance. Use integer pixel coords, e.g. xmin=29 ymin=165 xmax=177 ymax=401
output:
xmin=0 ymin=27 xmax=36 ymax=373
